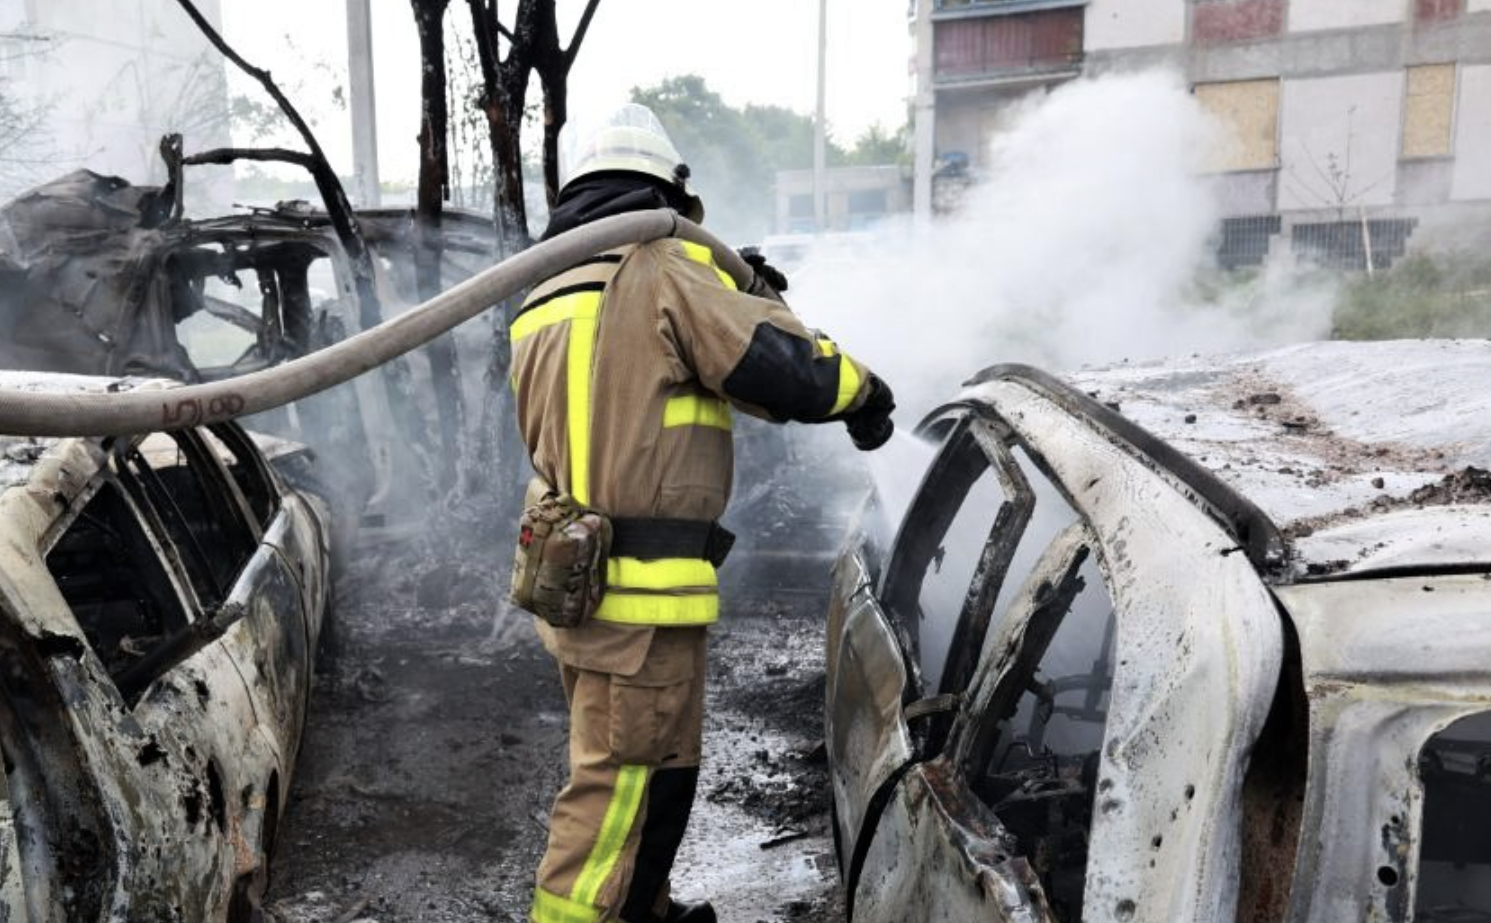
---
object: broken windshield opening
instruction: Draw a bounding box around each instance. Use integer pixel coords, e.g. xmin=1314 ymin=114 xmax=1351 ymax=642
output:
xmin=169 ymin=240 xmax=333 ymax=379
xmin=45 ymin=479 xmax=192 ymax=684
xmin=1417 ymin=710 xmax=1491 ymax=922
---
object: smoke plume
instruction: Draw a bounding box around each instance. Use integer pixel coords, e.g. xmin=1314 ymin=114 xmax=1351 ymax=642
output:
xmin=792 ymin=70 xmax=1337 ymax=423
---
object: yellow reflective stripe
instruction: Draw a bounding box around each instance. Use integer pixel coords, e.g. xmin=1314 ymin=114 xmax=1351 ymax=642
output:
xmin=663 ymin=395 xmax=732 ymax=431
xmin=607 ymin=556 xmax=718 ymax=591
xmin=512 ymin=297 xmax=579 ymax=343
xmin=601 ymin=556 xmax=719 ymax=624
xmin=532 ymin=888 xmax=601 ymax=923
xmin=570 ymin=764 xmax=649 ymax=908
xmin=816 ymin=338 xmax=862 ymax=416
xmin=831 ymin=354 xmax=863 ymax=416
xmin=595 ymin=591 xmax=720 ymax=626
xmin=679 ymin=240 xmax=737 ymax=291
xmin=564 ymin=293 xmax=604 ymax=506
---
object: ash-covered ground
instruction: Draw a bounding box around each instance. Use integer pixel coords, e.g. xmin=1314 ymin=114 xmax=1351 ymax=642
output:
xmin=263 ymin=538 xmax=847 ymax=923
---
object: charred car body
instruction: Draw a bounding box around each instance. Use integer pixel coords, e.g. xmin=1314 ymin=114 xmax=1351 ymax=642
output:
xmin=0 ymin=163 xmax=503 ymax=530
xmin=827 ymin=340 xmax=1491 ymax=922
xmin=0 ymin=372 xmax=330 ymax=923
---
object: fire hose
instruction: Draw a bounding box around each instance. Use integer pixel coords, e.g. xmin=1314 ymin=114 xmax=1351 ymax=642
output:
xmin=0 ymin=210 xmax=766 ymax=438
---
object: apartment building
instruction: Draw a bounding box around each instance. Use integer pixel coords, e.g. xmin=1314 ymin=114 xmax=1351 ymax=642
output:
xmin=910 ymin=0 xmax=1491 ymax=267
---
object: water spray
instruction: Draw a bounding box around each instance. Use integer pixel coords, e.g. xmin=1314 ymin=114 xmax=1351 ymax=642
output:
xmin=0 ymin=210 xmax=759 ymax=438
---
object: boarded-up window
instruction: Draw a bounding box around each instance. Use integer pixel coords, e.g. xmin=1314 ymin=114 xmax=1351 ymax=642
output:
xmin=1195 ymin=79 xmax=1280 ymax=172
xmin=1403 ymin=64 xmax=1456 ymax=158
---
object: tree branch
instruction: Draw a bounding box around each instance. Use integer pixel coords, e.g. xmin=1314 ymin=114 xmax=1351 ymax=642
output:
xmin=564 ymin=0 xmax=601 ymax=71
xmin=467 ymin=0 xmax=500 ymax=83
xmin=182 ymin=146 xmax=318 ymax=169
xmin=170 ymin=0 xmax=327 ymax=169
xmin=171 ymin=0 xmax=382 ymax=333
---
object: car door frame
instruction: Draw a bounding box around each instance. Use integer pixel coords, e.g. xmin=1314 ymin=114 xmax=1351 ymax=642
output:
xmin=851 ymin=516 xmax=1099 ymax=923
xmin=827 ymin=403 xmax=1036 ymax=914
xmin=952 ymin=378 xmax=1285 ymax=923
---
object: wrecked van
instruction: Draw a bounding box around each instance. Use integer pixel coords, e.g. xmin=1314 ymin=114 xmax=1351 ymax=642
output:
xmin=0 ymin=372 xmax=330 ymax=923
xmin=826 ymin=340 xmax=1491 ymax=922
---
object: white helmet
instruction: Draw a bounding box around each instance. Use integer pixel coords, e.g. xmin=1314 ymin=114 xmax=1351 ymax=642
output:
xmin=562 ymin=103 xmax=703 ymax=220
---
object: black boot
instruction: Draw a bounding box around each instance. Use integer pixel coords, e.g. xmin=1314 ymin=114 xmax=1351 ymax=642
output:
xmin=661 ymin=899 xmax=716 ymax=923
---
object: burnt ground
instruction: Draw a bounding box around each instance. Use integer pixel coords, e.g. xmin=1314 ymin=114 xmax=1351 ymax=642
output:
xmin=263 ymin=541 xmax=847 ymax=923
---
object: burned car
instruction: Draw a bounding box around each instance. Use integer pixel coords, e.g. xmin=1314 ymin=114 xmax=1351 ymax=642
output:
xmin=0 ymin=372 xmax=330 ymax=923
xmin=0 ymin=164 xmax=503 ymax=531
xmin=826 ymin=340 xmax=1491 ymax=922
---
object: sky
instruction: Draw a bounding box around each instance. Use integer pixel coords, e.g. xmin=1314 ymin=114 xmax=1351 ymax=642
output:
xmin=219 ymin=0 xmax=911 ymax=186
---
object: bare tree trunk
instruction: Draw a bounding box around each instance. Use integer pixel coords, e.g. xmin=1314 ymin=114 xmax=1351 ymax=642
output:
xmin=461 ymin=0 xmax=603 ymax=515
xmin=412 ymin=0 xmax=464 ymax=487
xmin=540 ymin=79 xmax=565 ymax=207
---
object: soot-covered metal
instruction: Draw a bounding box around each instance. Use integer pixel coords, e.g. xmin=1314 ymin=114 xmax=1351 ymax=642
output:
xmin=825 ymin=341 xmax=1491 ymax=923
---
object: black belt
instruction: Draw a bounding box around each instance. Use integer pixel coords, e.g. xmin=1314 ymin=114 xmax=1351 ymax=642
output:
xmin=611 ymin=518 xmax=735 ymax=567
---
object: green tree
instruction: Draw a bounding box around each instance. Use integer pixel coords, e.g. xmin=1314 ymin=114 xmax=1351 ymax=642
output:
xmin=844 ymin=121 xmax=908 ymax=166
xmin=632 ymin=75 xmax=912 ymax=241
xmin=631 ymin=75 xmax=764 ymax=243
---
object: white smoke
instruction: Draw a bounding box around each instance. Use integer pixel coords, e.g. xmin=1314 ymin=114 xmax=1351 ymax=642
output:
xmin=792 ymin=70 xmax=1337 ymax=421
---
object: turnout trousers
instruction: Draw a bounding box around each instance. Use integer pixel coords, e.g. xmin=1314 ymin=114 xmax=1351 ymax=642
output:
xmin=531 ymin=625 xmax=708 ymax=923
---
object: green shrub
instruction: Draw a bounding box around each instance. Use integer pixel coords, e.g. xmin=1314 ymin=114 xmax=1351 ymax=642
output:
xmin=1332 ymin=253 xmax=1491 ymax=340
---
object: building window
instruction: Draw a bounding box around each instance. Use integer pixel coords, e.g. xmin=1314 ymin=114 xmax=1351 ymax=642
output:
xmin=846 ymin=189 xmax=888 ymax=229
xmin=1216 ymin=215 xmax=1283 ymax=270
xmin=1415 ymin=0 xmax=1463 ymax=23
xmin=1191 ymin=0 xmax=1286 ymax=47
xmin=787 ymin=194 xmax=815 ymax=233
xmin=1194 ymin=79 xmax=1280 ymax=172
xmin=1290 ymin=218 xmax=1418 ymax=271
xmin=1403 ymin=64 xmax=1456 ymax=159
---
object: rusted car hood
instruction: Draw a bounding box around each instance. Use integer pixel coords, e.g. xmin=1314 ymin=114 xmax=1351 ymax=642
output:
xmin=1071 ymin=340 xmax=1491 ymax=580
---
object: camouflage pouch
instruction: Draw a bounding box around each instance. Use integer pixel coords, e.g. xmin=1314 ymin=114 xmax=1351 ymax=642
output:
xmin=510 ymin=492 xmax=613 ymax=629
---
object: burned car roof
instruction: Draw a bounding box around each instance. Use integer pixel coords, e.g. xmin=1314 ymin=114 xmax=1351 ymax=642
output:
xmin=1051 ymin=339 xmax=1491 ymax=581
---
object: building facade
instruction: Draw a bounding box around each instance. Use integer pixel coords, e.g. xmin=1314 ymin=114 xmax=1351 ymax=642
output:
xmin=911 ymin=0 xmax=1491 ymax=267
xmin=774 ymin=164 xmax=912 ymax=235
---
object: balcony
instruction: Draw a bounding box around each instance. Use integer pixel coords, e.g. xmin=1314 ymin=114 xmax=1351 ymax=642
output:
xmin=932 ymin=4 xmax=1084 ymax=87
xmin=933 ymin=0 xmax=1087 ymax=20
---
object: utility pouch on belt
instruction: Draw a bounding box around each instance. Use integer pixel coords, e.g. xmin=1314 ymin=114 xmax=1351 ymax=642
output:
xmin=511 ymin=492 xmax=613 ymax=629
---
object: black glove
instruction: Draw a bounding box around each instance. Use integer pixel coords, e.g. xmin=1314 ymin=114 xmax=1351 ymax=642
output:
xmin=738 ymin=247 xmax=789 ymax=294
xmin=844 ymin=375 xmax=895 ymax=452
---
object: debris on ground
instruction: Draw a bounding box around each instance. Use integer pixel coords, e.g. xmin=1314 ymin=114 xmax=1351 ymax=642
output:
xmin=266 ymin=541 xmax=846 ymax=923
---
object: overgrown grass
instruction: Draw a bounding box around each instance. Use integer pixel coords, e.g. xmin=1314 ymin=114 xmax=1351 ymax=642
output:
xmin=1331 ymin=253 xmax=1491 ymax=340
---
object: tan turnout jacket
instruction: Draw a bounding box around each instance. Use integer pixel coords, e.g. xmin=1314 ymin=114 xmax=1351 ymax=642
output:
xmin=511 ymin=237 xmax=873 ymax=664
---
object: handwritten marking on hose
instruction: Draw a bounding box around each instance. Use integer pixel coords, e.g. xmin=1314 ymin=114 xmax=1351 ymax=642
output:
xmin=161 ymin=393 xmax=246 ymax=428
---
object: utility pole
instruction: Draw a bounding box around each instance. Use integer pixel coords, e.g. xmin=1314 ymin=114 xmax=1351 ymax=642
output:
xmin=912 ymin=0 xmax=935 ymax=228
xmin=346 ymin=0 xmax=381 ymax=207
xmin=813 ymin=0 xmax=828 ymax=234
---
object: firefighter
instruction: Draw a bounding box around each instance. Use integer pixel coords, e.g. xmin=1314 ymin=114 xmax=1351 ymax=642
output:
xmin=513 ymin=104 xmax=895 ymax=923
